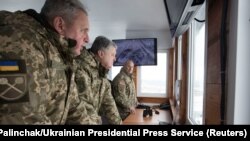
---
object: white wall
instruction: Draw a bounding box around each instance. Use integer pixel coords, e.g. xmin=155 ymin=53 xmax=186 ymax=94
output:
xmin=227 ymin=0 xmax=237 ymax=125
xmin=86 ymin=22 xmax=127 ymax=49
xmin=126 ymin=30 xmax=172 ymax=50
xmin=227 ymin=0 xmax=250 ymax=124
xmin=0 ymin=0 xmax=44 ymax=12
xmin=88 ymin=28 xmax=172 ymax=50
xmin=0 ymin=0 xmax=126 ymax=49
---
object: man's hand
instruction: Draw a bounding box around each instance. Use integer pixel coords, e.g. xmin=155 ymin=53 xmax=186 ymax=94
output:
xmin=129 ymin=107 xmax=136 ymax=114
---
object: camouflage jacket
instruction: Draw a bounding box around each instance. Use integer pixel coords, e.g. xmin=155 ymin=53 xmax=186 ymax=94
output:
xmin=0 ymin=10 xmax=89 ymax=124
xmin=112 ymin=68 xmax=138 ymax=120
xmin=75 ymin=48 xmax=122 ymax=124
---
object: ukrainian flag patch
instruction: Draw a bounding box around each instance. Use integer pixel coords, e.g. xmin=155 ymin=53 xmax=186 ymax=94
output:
xmin=0 ymin=59 xmax=28 ymax=103
xmin=0 ymin=61 xmax=19 ymax=71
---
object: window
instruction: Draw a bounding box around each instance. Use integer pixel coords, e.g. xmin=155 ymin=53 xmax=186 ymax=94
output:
xmin=110 ymin=66 xmax=122 ymax=80
xmin=188 ymin=3 xmax=206 ymax=125
xmin=137 ymin=51 xmax=168 ymax=98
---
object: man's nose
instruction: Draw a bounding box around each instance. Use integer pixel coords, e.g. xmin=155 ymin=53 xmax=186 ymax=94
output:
xmin=84 ymin=34 xmax=89 ymax=43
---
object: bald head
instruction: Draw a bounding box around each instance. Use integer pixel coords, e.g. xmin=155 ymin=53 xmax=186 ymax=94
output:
xmin=123 ymin=60 xmax=134 ymax=74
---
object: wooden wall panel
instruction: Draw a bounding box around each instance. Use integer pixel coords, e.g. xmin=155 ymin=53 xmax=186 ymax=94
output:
xmin=167 ymin=48 xmax=174 ymax=100
xmin=133 ymin=66 xmax=137 ymax=93
xmin=205 ymin=84 xmax=221 ymax=124
xmin=205 ymin=0 xmax=227 ymax=124
xmin=179 ymin=31 xmax=188 ymax=124
xmin=207 ymin=0 xmax=222 ymax=84
xmin=206 ymin=41 xmax=221 ymax=84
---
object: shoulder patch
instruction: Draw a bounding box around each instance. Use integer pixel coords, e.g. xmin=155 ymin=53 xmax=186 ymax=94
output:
xmin=0 ymin=60 xmax=29 ymax=103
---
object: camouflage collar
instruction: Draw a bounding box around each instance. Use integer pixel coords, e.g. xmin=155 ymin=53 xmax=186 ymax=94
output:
xmin=24 ymin=9 xmax=55 ymax=32
xmin=120 ymin=68 xmax=133 ymax=78
xmin=88 ymin=50 xmax=109 ymax=78
xmin=78 ymin=49 xmax=108 ymax=78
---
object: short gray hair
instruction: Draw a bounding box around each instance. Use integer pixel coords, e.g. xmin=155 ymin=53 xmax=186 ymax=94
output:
xmin=90 ymin=36 xmax=117 ymax=55
xmin=40 ymin=0 xmax=88 ymax=25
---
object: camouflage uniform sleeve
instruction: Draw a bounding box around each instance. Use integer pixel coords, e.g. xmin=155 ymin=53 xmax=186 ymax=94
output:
xmin=0 ymin=36 xmax=51 ymax=124
xmin=100 ymin=80 xmax=122 ymax=124
xmin=113 ymin=79 xmax=131 ymax=109
xmin=65 ymin=75 xmax=92 ymax=124
xmin=69 ymin=68 xmax=101 ymax=124
xmin=131 ymin=80 xmax=139 ymax=107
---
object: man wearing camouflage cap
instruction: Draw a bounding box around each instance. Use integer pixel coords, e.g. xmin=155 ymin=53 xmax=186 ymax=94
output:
xmin=0 ymin=0 xmax=91 ymax=124
xmin=112 ymin=60 xmax=138 ymax=120
xmin=75 ymin=36 xmax=122 ymax=124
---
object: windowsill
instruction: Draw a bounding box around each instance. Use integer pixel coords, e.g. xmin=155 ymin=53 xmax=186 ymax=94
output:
xmin=137 ymin=94 xmax=167 ymax=98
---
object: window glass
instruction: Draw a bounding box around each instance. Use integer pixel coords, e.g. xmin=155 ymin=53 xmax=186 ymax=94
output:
xmin=138 ymin=52 xmax=167 ymax=98
xmin=188 ymin=3 xmax=206 ymax=125
xmin=110 ymin=66 xmax=122 ymax=80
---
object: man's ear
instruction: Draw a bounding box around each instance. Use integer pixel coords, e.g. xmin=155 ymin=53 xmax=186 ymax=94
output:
xmin=53 ymin=16 xmax=66 ymax=35
xmin=98 ymin=50 xmax=105 ymax=58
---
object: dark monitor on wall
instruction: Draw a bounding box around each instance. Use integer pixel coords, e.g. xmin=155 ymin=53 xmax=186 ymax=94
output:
xmin=113 ymin=38 xmax=157 ymax=66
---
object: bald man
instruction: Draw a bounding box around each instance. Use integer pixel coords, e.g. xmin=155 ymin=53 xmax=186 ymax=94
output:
xmin=112 ymin=60 xmax=138 ymax=120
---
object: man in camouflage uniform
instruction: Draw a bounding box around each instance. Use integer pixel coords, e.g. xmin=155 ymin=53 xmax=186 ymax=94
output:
xmin=75 ymin=36 xmax=122 ymax=124
xmin=0 ymin=0 xmax=92 ymax=124
xmin=112 ymin=60 xmax=138 ymax=120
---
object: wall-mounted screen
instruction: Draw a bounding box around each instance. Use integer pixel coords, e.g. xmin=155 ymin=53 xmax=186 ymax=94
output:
xmin=113 ymin=38 xmax=157 ymax=66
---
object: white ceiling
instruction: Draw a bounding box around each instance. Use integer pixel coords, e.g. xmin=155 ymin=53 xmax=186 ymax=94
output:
xmin=81 ymin=0 xmax=170 ymax=45
xmin=0 ymin=0 xmax=170 ymax=44
xmin=82 ymin=0 xmax=169 ymax=31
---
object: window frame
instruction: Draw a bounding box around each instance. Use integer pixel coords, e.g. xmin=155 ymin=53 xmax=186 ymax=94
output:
xmin=187 ymin=16 xmax=206 ymax=125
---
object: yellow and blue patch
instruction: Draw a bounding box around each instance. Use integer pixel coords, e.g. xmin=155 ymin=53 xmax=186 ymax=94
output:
xmin=0 ymin=61 xmax=19 ymax=71
xmin=0 ymin=60 xmax=28 ymax=103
